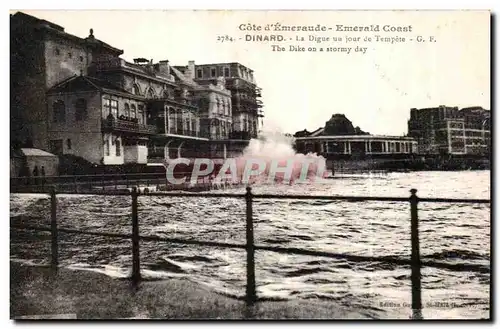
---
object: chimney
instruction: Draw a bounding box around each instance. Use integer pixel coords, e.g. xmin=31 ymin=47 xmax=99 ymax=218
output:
xmin=158 ymin=60 xmax=170 ymax=75
xmin=187 ymin=60 xmax=195 ymax=80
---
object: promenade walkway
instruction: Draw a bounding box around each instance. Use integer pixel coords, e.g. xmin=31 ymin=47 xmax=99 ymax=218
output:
xmin=10 ymin=262 xmax=373 ymax=320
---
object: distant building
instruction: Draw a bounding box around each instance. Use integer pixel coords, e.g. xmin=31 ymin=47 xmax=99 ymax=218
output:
xmin=185 ymin=62 xmax=264 ymax=140
xmin=294 ymin=114 xmax=417 ymax=156
xmin=10 ymin=11 xmax=264 ymax=167
xmin=407 ymin=105 xmax=490 ymax=155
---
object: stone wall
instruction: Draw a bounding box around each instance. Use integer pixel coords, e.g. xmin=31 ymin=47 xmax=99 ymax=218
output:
xmin=47 ymin=91 xmax=103 ymax=164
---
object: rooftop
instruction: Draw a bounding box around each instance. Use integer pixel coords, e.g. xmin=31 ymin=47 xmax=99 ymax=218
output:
xmin=47 ymin=75 xmax=132 ymax=95
xmin=11 ymin=11 xmax=124 ymax=56
xmin=20 ymin=148 xmax=57 ymax=157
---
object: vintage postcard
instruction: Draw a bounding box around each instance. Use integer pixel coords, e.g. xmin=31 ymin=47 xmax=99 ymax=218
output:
xmin=9 ymin=9 xmax=491 ymax=321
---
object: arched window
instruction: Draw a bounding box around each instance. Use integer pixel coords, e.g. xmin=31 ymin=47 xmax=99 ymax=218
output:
xmin=53 ymin=100 xmax=65 ymax=123
xmin=75 ymin=98 xmax=87 ymax=121
xmin=66 ymin=138 xmax=72 ymax=150
xmin=131 ymin=104 xmax=137 ymax=119
xmin=115 ymin=138 xmax=121 ymax=156
xmin=133 ymin=84 xmax=141 ymax=96
xmin=124 ymin=103 xmax=130 ymax=118
xmin=147 ymin=87 xmax=156 ymax=99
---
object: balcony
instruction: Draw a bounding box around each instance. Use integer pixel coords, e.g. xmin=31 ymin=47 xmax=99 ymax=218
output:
xmin=229 ymin=131 xmax=257 ymax=140
xmin=228 ymin=78 xmax=255 ymax=91
xmin=169 ymin=128 xmax=200 ymax=138
xmin=102 ymin=116 xmax=158 ymax=135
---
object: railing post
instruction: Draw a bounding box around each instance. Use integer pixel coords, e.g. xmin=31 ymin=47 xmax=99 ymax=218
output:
xmin=131 ymin=187 xmax=141 ymax=288
xmin=410 ymin=188 xmax=422 ymax=319
xmin=245 ymin=186 xmax=256 ymax=306
xmin=50 ymin=186 xmax=58 ymax=273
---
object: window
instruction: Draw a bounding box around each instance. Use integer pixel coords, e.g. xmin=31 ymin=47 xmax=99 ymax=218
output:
xmin=102 ymin=98 xmax=118 ymax=117
xmin=211 ymin=68 xmax=216 ymax=77
xmin=216 ymin=98 xmax=221 ymax=113
xmin=224 ymin=68 xmax=230 ymax=77
xmin=138 ymin=105 xmax=145 ymax=124
xmin=225 ymin=100 xmax=230 ymax=116
xmin=79 ymin=55 xmax=84 ymax=62
xmin=147 ymin=88 xmax=155 ymax=99
xmin=66 ymin=139 xmax=72 ymax=150
xmin=75 ymin=98 xmax=87 ymax=121
xmin=133 ymin=84 xmax=141 ymax=96
xmin=53 ymin=100 xmax=66 ymax=123
xmin=130 ymin=104 xmax=137 ymax=119
xmin=55 ymin=48 xmax=60 ymax=56
xmin=111 ymin=100 xmax=118 ymax=118
xmin=68 ymin=52 xmax=72 ymax=59
xmin=124 ymin=103 xmax=130 ymax=117
xmin=116 ymin=139 xmax=121 ymax=156
xmin=49 ymin=140 xmax=63 ymax=155
xmin=103 ymin=98 xmax=110 ymax=117
xmin=197 ymin=69 xmax=203 ymax=78
xmin=105 ymin=138 xmax=110 ymax=156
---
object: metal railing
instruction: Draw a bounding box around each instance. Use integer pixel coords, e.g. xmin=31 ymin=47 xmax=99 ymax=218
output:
xmin=10 ymin=187 xmax=490 ymax=319
xmin=102 ymin=118 xmax=158 ymax=135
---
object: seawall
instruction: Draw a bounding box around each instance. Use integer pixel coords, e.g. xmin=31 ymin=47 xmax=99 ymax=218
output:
xmin=327 ymin=156 xmax=490 ymax=173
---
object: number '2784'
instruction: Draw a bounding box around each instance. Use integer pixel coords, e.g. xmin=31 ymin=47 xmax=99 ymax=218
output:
xmin=217 ymin=35 xmax=234 ymax=42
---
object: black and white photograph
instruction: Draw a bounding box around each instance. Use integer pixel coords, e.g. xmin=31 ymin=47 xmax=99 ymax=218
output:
xmin=8 ymin=8 xmax=491 ymax=321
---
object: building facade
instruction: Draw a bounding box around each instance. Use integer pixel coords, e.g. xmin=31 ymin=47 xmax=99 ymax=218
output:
xmin=295 ymin=128 xmax=418 ymax=157
xmin=10 ymin=12 xmax=265 ymax=167
xmin=188 ymin=61 xmax=264 ymax=140
xmin=294 ymin=114 xmax=417 ymax=157
xmin=11 ymin=12 xmax=123 ymax=151
xmin=407 ymin=105 xmax=490 ymax=155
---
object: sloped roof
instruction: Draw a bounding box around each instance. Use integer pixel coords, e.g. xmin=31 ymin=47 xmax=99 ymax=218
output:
xmin=20 ymin=148 xmax=57 ymax=157
xmin=11 ymin=11 xmax=64 ymax=31
xmin=11 ymin=11 xmax=123 ymax=55
xmin=310 ymin=127 xmax=325 ymax=137
xmin=47 ymin=75 xmax=132 ymax=95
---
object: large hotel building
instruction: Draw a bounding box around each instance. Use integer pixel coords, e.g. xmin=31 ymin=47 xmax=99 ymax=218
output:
xmin=10 ymin=12 xmax=264 ymax=167
xmin=407 ymin=105 xmax=491 ymax=156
